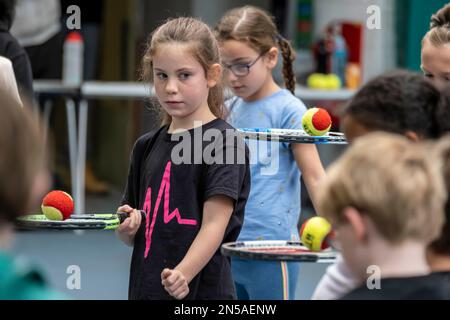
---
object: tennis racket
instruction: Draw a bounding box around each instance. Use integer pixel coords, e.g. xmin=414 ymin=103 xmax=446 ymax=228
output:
xmin=237 ymin=128 xmax=347 ymax=145
xmin=221 ymin=240 xmax=338 ymax=262
xmin=16 ymin=210 xmax=146 ymax=231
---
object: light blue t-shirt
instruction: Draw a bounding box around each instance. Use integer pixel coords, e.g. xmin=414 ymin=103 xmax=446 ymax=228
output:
xmin=227 ymin=89 xmax=307 ymax=241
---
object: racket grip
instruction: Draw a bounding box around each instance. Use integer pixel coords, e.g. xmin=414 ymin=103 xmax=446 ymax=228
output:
xmin=117 ymin=210 xmax=146 ymax=224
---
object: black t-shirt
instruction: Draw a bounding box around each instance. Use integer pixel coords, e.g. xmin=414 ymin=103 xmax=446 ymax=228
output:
xmin=121 ymin=118 xmax=251 ymax=300
xmin=0 ymin=28 xmax=34 ymax=102
xmin=341 ymin=272 xmax=450 ymax=300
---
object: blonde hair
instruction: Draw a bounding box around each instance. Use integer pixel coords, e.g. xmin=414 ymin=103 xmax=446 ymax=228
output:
xmin=422 ymin=3 xmax=450 ymax=47
xmin=214 ymin=5 xmax=297 ymax=94
xmin=141 ymin=17 xmax=224 ymax=126
xmin=318 ymin=132 xmax=446 ymax=244
xmin=429 ymin=135 xmax=450 ymax=254
xmin=0 ymin=87 xmax=46 ymax=222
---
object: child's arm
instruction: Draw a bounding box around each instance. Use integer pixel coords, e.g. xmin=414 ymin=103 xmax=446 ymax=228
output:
xmin=161 ymin=195 xmax=234 ymax=300
xmin=292 ymin=143 xmax=326 ymax=213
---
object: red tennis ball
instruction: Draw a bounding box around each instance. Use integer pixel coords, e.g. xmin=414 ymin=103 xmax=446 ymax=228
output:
xmin=302 ymin=107 xmax=332 ymax=136
xmin=41 ymin=191 xmax=74 ymax=221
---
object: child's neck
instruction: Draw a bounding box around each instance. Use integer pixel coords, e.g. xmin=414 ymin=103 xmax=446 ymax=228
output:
xmin=168 ymin=105 xmax=216 ymax=133
xmin=244 ymin=76 xmax=281 ymax=102
xmin=368 ymin=240 xmax=430 ymax=279
xmin=426 ymin=248 xmax=450 ymax=272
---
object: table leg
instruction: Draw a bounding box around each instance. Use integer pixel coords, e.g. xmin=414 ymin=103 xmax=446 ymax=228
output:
xmin=65 ymin=99 xmax=78 ymax=212
xmin=42 ymin=100 xmax=53 ymax=144
xmin=76 ymin=99 xmax=88 ymax=214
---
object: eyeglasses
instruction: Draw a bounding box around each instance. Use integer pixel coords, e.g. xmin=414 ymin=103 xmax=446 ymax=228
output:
xmin=223 ymin=53 xmax=264 ymax=77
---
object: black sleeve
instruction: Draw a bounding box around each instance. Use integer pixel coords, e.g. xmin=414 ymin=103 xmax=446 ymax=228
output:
xmin=121 ymin=134 xmax=150 ymax=208
xmin=12 ymin=52 xmax=34 ymax=103
xmin=204 ymin=130 xmax=249 ymax=202
xmin=2 ymin=35 xmax=34 ymax=103
xmin=4 ymin=36 xmax=35 ymax=102
xmin=121 ymin=143 xmax=138 ymax=208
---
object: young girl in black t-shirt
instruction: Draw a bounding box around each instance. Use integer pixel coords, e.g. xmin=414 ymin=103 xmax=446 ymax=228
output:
xmin=115 ymin=17 xmax=251 ymax=300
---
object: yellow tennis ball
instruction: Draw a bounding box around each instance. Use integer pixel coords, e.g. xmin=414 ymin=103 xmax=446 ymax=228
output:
xmin=307 ymin=73 xmax=328 ymax=89
xmin=300 ymin=217 xmax=332 ymax=252
xmin=41 ymin=206 xmax=64 ymax=221
xmin=302 ymin=107 xmax=332 ymax=136
xmin=325 ymin=74 xmax=342 ymax=90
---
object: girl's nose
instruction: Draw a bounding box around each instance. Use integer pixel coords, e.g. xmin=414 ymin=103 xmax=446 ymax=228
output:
xmin=225 ymin=69 xmax=238 ymax=82
xmin=165 ymin=78 xmax=178 ymax=94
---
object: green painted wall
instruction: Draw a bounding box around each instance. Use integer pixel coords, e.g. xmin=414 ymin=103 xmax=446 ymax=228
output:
xmin=397 ymin=0 xmax=449 ymax=71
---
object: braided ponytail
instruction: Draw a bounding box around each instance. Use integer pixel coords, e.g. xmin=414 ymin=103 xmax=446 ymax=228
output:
xmin=276 ymin=35 xmax=297 ymax=95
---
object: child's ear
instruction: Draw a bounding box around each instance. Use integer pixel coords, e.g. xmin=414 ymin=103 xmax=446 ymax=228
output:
xmin=343 ymin=207 xmax=368 ymax=243
xmin=207 ymin=63 xmax=222 ymax=88
xmin=265 ymin=47 xmax=279 ymax=69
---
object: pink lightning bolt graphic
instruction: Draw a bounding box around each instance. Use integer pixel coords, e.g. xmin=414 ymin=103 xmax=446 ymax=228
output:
xmin=142 ymin=161 xmax=197 ymax=258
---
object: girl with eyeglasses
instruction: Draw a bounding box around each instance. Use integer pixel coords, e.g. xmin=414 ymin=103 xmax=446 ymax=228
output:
xmin=215 ymin=5 xmax=326 ymax=300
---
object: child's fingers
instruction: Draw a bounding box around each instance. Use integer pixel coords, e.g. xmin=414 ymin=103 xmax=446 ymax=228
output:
xmin=166 ymin=278 xmax=184 ymax=293
xmin=116 ymin=217 xmax=131 ymax=232
xmin=161 ymin=268 xmax=171 ymax=281
xmin=135 ymin=209 xmax=142 ymax=225
xmin=162 ymin=275 xmax=176 ymax=287
xmin=128 ymin=212 xmax=137 ymax=230
xmin=166 ymin=271 xmax=181 ymax=286
xmin=116 ymin=213 xmax=140 ymax=236
xmin=172 ymin=287 xmax=189 ymax=300
xmin=160 ymin=269 xmax=188 ymax=299
xmin=130 ymin=209 xmax=142 ymax=230
xmin=117 ymin=205 xmax=133 ymax=213
xmin=162 ymin=271 xmax=181 ymax=289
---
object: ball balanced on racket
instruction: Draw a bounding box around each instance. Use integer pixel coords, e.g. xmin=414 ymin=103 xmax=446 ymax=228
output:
xmin=300 ymin=216 xmax=334 ymax=252
xmin=302 ymin=107 xmax=332 ymax=136
xmin=41 ymin=190 xmax=74 ymax=221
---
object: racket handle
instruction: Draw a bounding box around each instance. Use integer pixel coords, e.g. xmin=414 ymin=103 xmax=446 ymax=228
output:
xmin=117 ymin=210 xmax=146 ymax=224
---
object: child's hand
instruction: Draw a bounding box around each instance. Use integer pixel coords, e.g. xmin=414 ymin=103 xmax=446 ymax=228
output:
xmin=161 ymin=268 xmax=189 ymax=300
xmin=116 ymin=205 xmax=142 ymax=238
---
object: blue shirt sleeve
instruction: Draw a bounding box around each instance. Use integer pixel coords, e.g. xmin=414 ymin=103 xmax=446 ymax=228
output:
xmin=280 ymin=98 xmax=307 ymax=130
xmin=280 ymin=97 xmax=308 ymax=148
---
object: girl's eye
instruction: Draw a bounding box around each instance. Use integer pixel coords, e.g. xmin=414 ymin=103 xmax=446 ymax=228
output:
xmin=235 ymin=64 xmax=249 ymax=71
xmin=424 ymin=73 xmax=434 ymax=78
xmin=179 ymin=73 xmax=191 ymax=80
xmin=156 ymin=73 xmax=167 ymax=80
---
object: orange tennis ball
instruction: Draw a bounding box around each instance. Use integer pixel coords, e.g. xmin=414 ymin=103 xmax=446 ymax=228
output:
xmin=302 ymin=107 xmax=332 ymax=136
xmin=300 ymin=217 xmax=334 ymax=252
xmin=41 ymin=191 xmax=74 ymax=221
